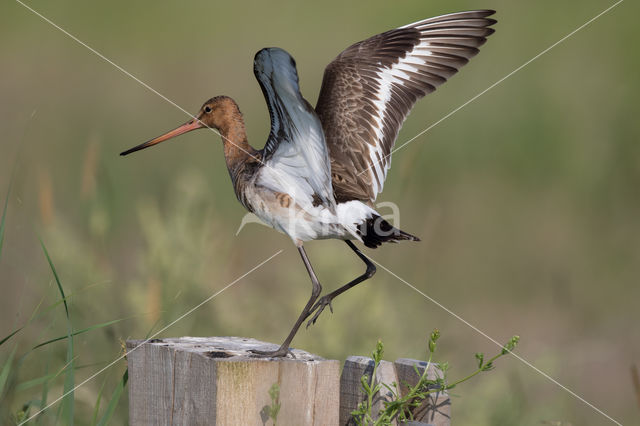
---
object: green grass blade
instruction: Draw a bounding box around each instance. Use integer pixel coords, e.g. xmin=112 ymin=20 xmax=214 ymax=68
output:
xmin=96 ymin=369 xmax=128 ymax=426
xmin=90 ymin=377 xmax=108 ymax=426
xmin=62 ymin=312 xmax=75 ymax=424
xmin=15 ymin=372 xmax=57 ymax=392
xmin=36 ymin=349 xmax=51 ymax=426
xmin=0 ymin=297 xmax=45 ymax=347
xmin=40 ymin=239 xmax=69 ymax=318
xmin=10 ymin=281 xmax=112 ymax=345
xmin=31 ymin=317 xmax=130 ymax=351
xmin=48 ymin=356 xmax=79 ymax=425
xmin=0 ymin=345 xmax=18 ymax=398
xmin=40 ymin=239 xmax=74 ymax=424
xmin=0 ymin=327 xmax=23 ymax=347
xmin=55 ymin=402 xmax=63 ymax=423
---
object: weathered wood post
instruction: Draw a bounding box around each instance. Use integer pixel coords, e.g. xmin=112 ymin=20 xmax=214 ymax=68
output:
xmin=126 ymin=337 xmax=339 ymax=425
xmin=127 ymin=337 xmax=451 ymax=425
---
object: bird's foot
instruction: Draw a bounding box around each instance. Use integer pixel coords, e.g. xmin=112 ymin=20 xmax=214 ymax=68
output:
xmin=249 ymin=347 xmax=295 ymax=358
xmin=305 ymin=295 xmax=334 ymax=328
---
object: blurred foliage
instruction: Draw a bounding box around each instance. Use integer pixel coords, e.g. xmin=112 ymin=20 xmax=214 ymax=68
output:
xmin=1 ymin=0 xmax=639 ymax=424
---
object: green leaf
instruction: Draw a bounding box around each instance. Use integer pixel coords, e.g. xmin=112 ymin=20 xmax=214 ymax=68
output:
xmin=475 ymin=352 xmax=484 ymax=368
xmin=1 ymin=297 xmax=46 ymax=348
xmin=0 ymin=345 xmax=17 ymax=397
xmin=96 ymin=369 xmax=128 ymax=426
xmin=90 ymin=377 xmax=108 ymax=426
xmin=502 ymin=335 xmax=520 ymax=355
xmin=40 ymin=239 xmax=69 ymax=318
xmin=0 ymin=328 xmax=23 ymax=348
xmin=62 ymin=312 xmax=75 ymax=424
xmin=31 ymin=317 xmax=129 ymax=350
xmin=40 ymin=239 xmax=74 ymax=424
xmin=372 ymin=340 xmax=384 ymax=363
xmin=429 ymin=328 xmax=440 ymax=353
xmin=6 ymin=283 xmax=114 ymax=350
xmin=15 ymin=372 xmax=57 ymax=392
xmin=360 ymin=375 xmax=371 ymax=393
xmin=381 ymin=382 xmax=398 ymax=398
xmin=38 ymin=350 xmax=51 ymax=426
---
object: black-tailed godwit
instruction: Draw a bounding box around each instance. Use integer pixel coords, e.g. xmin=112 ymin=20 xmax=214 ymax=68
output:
xmin=121 ymin=10 xmax=496 ymax=357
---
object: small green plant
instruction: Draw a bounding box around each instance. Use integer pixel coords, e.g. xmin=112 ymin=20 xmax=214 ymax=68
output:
xmin=351 ymin=340 xmax=386 ymax=425
xmin=351 ymin=330 xmax=520 ymax=425
xmin=267 ymin=382 xmax=281 ymax=425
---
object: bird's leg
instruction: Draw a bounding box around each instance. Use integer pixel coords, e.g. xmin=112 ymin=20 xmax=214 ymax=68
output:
xmin=305 ymin=240 xmax=376 ymax=328
xmin=250 ymin=245 xmax=322 ymax=358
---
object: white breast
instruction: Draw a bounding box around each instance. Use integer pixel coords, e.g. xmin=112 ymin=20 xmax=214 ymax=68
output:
xmin=244 ymin=173 xmax=377 ymax=244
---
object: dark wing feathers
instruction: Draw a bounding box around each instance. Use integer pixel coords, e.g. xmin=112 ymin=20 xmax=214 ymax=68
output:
xmin=315 ymin=10 xmax=496 ymax=204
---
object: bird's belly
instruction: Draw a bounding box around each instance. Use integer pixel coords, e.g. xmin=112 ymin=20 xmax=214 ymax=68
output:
xmin=244 ymin=187 xmax=352 ymax=243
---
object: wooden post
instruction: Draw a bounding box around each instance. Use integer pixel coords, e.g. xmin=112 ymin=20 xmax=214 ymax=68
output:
xmin=126 ymin=337 xmax=339 ymax=425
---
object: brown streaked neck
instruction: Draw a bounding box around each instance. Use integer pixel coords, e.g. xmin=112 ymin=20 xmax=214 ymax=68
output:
xmin=217 ymin=102 xmax=258 ymax=174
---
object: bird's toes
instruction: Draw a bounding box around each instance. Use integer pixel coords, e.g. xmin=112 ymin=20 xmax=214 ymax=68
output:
xmin=306 ymin=297 xmax=336 ymax=329
xmin=305 ymin=316 xmax=317 ymax=329
xmin=306 ymin=308 xmax=323 ymax=329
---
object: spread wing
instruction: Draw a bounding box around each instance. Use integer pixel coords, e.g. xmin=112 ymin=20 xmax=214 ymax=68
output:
xmin=315 ymin=10 xmax=496 ymax=203
xmin=254 ymin=48 xmax=334 ymax=210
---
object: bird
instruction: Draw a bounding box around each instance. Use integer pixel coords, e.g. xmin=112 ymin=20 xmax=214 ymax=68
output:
xmin=121 ymin=10 xmax=496 ymax=357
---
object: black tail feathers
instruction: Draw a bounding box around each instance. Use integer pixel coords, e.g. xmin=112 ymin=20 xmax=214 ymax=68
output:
xmin=357 ymin=215 xmax=420 ymax=249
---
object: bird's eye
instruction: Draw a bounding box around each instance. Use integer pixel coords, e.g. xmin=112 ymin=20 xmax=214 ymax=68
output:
xmin=204 ymin=105 xmax=212 ymax=113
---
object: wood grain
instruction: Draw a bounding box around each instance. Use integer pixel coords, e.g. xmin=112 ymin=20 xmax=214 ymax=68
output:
xmin=126 ymin=337 xmax=339 ymax=425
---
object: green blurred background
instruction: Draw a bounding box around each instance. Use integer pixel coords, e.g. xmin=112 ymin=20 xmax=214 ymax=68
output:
xmin=1 ymin=0 xmax=639 ymax=424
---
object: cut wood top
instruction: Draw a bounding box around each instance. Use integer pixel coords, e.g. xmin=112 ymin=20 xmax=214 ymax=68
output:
xmin=126 ymin=336 xmax=340 ymax=425
xmin=126 ymin=336 xmax=327 ymax=362
xmin=125 ymin=336 xmax=451 ymax=425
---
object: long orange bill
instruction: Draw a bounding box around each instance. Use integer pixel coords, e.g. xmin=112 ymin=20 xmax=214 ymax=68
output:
xmin=120 ymin=119 xmax=203 ymax=156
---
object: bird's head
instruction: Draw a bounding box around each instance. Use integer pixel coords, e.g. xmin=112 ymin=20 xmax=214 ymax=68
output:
xmin=120 ymin=96 xmax=240 ymax=156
